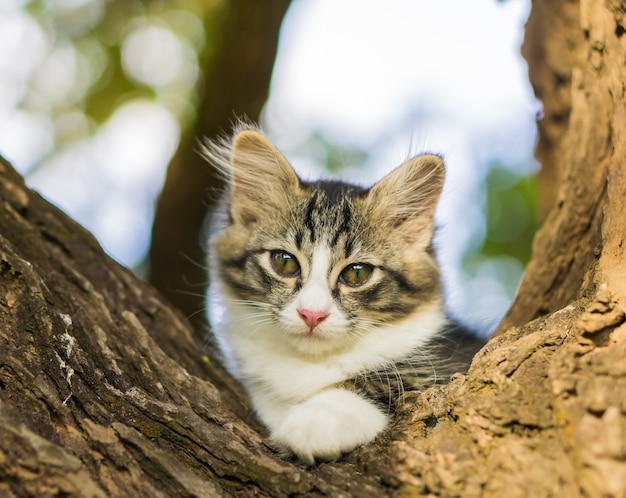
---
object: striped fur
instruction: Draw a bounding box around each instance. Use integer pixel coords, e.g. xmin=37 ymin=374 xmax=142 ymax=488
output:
xmin=204 ymin=127 xmax=482 ymax=463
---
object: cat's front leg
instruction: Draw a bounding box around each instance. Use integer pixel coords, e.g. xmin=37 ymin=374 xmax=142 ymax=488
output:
xmin=270 ymin=388 xmax=388 ymax=464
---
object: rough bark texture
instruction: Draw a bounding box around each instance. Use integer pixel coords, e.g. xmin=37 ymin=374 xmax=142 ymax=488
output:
xmin=2 ymin=0 xmax=626 ymax=496
xmin=148 ymin=0 xmax=291 ymax=334
xmin=522 ymin=0 xmax=583 ymax=219
xmin=500 ymin=0 xmax=626 ymax=331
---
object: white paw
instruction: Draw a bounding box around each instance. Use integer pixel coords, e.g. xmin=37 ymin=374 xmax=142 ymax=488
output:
xmin=270 ymin=389 xmax=388 ymax=464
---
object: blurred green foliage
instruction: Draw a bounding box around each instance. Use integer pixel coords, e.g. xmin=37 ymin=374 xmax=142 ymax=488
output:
xmin=5 ymin=0 xmax=223 ymax=267
xmin=481 ymin=165 xmax=538 ymax=263
xmin=300 ymin=132 xmax=371 ymax=174
xmin=463 ymin=164 xmax=538 ymax=299
xmin=19 ymin=0 xmax=214 ymax=163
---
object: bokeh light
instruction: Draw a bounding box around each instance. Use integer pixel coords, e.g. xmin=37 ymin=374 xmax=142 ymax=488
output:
xmin=0 ymin=0 xmax=201 ymax=267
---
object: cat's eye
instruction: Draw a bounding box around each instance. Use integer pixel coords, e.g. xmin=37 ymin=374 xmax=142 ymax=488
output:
xmin=339 ymin=263 xmax=373 ymax=287
xmin=270 ymin=250 xmax=301 ymax=277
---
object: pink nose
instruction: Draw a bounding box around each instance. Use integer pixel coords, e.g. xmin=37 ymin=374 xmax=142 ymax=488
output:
xmin=298 ymin=309 xmax=328 ymax=330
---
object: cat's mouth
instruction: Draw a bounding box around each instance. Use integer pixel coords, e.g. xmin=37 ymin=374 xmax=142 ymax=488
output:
xmin=286 ymin=323 xmax=351 ymax=351
xmin=293 ymin=327 xmax=333 ymax=340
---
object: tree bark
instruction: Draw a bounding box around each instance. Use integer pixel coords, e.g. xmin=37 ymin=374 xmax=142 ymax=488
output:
xmin=521 ymin=0 xmax=583 ymax=220
xmin=499 ymin=0 xmax=626 ymax=331
xmin=2 ymin=0 xmax=626 ymax=496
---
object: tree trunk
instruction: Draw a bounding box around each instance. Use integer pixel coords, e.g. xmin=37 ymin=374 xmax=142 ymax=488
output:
xmin=2 ymin=0 xmax=626 ymax=496
xmin=499 ymin=0 xmax=626 ymax=331
xmin=148 ymin=0 xmax=290 ymax=334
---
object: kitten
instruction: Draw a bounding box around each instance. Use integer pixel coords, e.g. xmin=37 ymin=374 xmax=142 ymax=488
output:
xmin=204 ymin=126 xmax=483 ymax=464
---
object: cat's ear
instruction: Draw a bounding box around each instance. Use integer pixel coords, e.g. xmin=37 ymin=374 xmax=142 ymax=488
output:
xmin=228 ymin=130 xmax=300 ymax=225
xmin=366 ymin=154 xmax=444 ymax=246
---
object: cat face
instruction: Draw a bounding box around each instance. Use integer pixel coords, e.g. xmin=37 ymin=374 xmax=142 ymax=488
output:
xmin=208 ymin=129 xmax=445 ymax=356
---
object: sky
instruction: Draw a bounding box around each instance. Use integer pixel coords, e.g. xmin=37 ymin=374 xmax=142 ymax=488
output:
xmin=0 ymin=0 xmax=538 ymax=331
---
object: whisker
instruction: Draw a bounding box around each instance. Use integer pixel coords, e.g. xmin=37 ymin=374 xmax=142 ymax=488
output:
xmin=178 ymin=250 xmax=210 ymax=271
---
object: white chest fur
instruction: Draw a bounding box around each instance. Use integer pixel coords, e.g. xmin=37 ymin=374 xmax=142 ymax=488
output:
xmin=208 ymin=280 xmax=445 ymax=463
